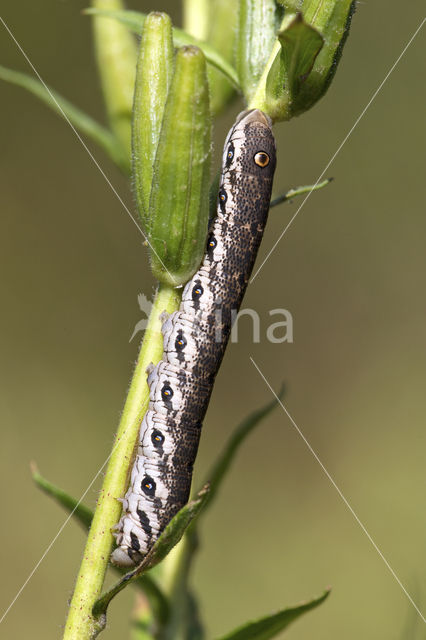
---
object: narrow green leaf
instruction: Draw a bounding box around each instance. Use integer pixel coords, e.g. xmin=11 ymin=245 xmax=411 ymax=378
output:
xmin=141 ymin=484 xmax=210 ymax=571
xmin=215 ymin=589 xmax=330 ymax=640
xmin=93 ymin=486 xmax=210 ymax=621
xmin=31 ymin=463 xmax=93 ymax=530
xmin=84 ymin=8 xmax=240 ymax=89
xmin=199 ymin=387 xmax=285 ymax=511
xmin=0 ymin=64 xmax=129 ymax=172
xmin=270 ymin=178 xmax=333 ymax=208
xmin=164 ymin=391 xmax=285 ymax=623
xmin=83 ymin=8 xmax=146 ymax=34
xmin=31 ymin=464 xmax=169 ymax=624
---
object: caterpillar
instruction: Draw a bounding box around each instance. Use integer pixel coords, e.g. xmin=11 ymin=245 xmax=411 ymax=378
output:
xmin=111 ymin=109 xmax=276 ymax=566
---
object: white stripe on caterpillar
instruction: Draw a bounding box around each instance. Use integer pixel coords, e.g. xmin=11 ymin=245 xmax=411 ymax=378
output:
xmin=111 ymin=109 xmax=276 ymax=566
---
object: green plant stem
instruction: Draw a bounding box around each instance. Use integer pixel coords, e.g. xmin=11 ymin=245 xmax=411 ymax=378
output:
xmin=63 ymin=283 xmax=181 ymax=640
xmin=248 ymin=13 xmax=289 ymax=115
xmin=182 ymin=0 xmax=210 ymax=40
xmin=160 ymin=534 xmax=197 ymax=640
xmin=91 ymin=0 xmax=137 ymax=157
xmin=270 ymin=178 xmax=333 ymax=207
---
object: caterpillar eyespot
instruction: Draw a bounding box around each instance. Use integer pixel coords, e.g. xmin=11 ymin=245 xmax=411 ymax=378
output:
xmin=218 ymin=189 xmax=227 ymax=203
xmin=254 ymin=151 xmax=270 ymax=167
xmin=161 ymin=384 xmax=173 ymax=400
xmin=141 ymin=476 xmax=156 ymax=496
xmin=226 ymin=143 xmax=235 ymax=166
xmin=111 ymin=109 xmax=276 ymax=566
xmin=192 ymin=284 xmax=203 ymax=299
xmin=175 ymin=333 xmax=187 ymax=351
xmin=151 ymin=430 xmax=164 ymax=446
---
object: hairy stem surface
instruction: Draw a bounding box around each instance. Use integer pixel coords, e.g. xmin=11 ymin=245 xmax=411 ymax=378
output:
xmin=63 ymin=283 xmax=181 ymax=640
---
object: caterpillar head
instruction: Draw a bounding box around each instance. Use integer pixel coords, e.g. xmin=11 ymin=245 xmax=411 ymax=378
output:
xmin=222 ymin=109 xmax=276 ymax=180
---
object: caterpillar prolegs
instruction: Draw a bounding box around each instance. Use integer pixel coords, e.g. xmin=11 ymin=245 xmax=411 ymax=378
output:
xmin=111 ymin=109 xmax=276 ymax=566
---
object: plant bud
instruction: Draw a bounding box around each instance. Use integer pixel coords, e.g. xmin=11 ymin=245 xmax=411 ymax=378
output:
xmin=293 ymin=0 xmax=357 ymax=114
xmin=147 ymin=46 xmax=211 ymax=287
xmin=255 ymin=1 xmax=356 ymax=121
xmin=132 ymin=12 xmax=174 ymax=226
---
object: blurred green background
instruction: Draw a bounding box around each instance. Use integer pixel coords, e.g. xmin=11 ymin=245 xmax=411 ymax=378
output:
xmin=1 ymin=1 xmax=425 ymax=638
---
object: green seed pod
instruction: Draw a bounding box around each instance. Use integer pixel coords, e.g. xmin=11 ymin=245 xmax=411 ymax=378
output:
xmin=263 ymin=11 xmax=324 ymax=121
xmin=236 ymin=0 xmax=283 ymax=104
xmin=132 ymin=12 xmax=174 ymax=227
xmin=91 ymin=0 xmax=137 ymax=158
xmin=250 ymin=1 xmax=356 ymax=121
xmin=293 ymin=0 xmax=357 ymax=114
xmin=148 ymin=46 xmax=211 ymax=287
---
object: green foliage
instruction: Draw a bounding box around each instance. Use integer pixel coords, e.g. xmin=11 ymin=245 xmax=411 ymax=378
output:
xmin=91 ymin=485 xmax=211 ymax=633
xmin=286 ymin=0 xmax=357 ymax=113
xmin=0 ymin=64 xmax=129 ymax=172
xmin=85 ymin=8 xmax=240 ymax=89
xmin=265 ymin=13 xmax=324 ymax=120
xmin=215 ymin=590 xmax=331 ymax=640
xmin=198 ymin=386 xmax=285 ymax=510
xmin=11 ymin=3 xmax=359 ymax=637
xmin=31 ymin=463 xmax=93 ymax=530
xmin=249 ymin=1 xmax=356 ymax=119
xmin=31 ymin=465 xmax=170 ymax=626
xmin=35 ymin=390 xmax=330 ymax=639
xmin=149 ymin=392 xmax=287 ymax=639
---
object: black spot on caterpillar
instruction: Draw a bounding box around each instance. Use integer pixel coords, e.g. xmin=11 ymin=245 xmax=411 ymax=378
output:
xmin=111 ymin=109 xmax=276 ymax=566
